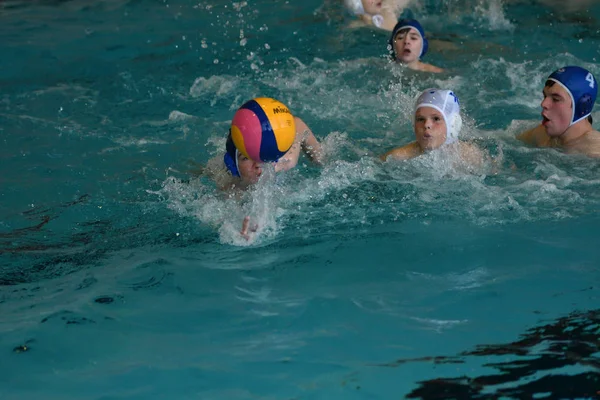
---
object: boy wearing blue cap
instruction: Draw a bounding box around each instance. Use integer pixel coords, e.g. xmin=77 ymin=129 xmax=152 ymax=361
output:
xmin=517 ymin=66 xmax=600 ymax=157
xmin=389 ymin=19 xmax=444 ymax=73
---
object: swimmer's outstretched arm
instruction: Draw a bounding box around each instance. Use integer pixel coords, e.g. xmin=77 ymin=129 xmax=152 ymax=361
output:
xmin=295 ymin=116 xmax=323 ymax=164
xmin=274 ymin=116 xmax=323 ymax=172
xmin=240 ymin=216 xmax=258 ymax=241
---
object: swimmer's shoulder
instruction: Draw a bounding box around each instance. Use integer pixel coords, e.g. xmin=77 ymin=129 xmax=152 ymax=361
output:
xmin=422 ymin=63 xmax=444 ymax=74
xmin=458 ymin=141 xmax=486 ymax=167
xmin=583 ymin=128 xmax=600 ymax=141
xmin=411 ymin=61 xmax=444 ymax=74
xmin=516 ymin=124 xmax=548 ymax=146
xmin=575 ymin=129 xmax=600 ymax=158
xmin=380 ymin=142 xmax=421 ymax=161
xmin=204 ymin=155 xmax=237 ymax=190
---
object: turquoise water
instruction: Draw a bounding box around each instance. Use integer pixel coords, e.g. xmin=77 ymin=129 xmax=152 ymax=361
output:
xmin=1 ymin=0 xmax=600 ymax=398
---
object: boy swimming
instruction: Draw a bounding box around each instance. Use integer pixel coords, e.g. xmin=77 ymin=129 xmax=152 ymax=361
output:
xmin=344 ymin=0 xmax=410 ymax=31
xmin=200 ymin=98 xmax=323 ymax=240
xmin=216 ymin=115 xmax=323 ymax=192
xmin=380 ymin=88 xmax=484 ymax=166
xmin=389 ymin=19 xmax=444 ymax=73
xmin=517 ymin=66 xmax=600 ymax=158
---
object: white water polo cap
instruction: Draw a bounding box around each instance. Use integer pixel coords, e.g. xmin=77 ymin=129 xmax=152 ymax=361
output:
xmin=415 ymin=89 xmax=462 ymax=145
xmin=344 ymin=0 xmax=365 ymax=15
xmin=344 ymin=0 xmax=384 ymax=27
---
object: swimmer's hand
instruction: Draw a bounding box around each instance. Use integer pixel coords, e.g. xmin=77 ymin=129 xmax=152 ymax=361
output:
xmin=240 ymin=216 xmax=258 ymax=241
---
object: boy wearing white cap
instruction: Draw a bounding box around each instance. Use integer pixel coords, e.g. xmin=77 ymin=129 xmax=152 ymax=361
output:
xmin=381 ymin=88 xmax=484 ymax=165
xmin=343 ymin=0 xmax=410 ymax=31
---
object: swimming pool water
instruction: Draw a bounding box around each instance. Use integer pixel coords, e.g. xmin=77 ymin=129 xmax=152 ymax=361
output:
xmin=1 ymin=0 xmax=600 ymax=398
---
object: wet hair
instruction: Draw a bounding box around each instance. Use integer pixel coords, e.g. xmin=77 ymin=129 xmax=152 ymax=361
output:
xmin=395 ymin=27 xmax=412 ymax=37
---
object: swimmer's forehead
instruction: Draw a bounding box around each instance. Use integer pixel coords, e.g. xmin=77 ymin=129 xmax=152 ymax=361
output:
xmin=543 ymin=81 xmax=570 ymax=99
xmin=415 ymin=106 xmax=444 ymax=116
xmin=394 ymin=27 xmax=420 ymax=38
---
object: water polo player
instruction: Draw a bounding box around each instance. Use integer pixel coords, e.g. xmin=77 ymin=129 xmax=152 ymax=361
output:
xmin=517 ymin=66 xmax=600 ymax=157
xmin=389 ymin=18 xmax=443 ymax=73
xmin=344 ymin=0 xmax=408 ymax=31
xmin=221 ymin=97 xmax=323 ymax=190
xmin=380 ymin=88 xmax=484 ymax=165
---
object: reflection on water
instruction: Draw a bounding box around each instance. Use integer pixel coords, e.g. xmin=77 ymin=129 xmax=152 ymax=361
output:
xmin=373 ymin=306 xmax=600 ymax=399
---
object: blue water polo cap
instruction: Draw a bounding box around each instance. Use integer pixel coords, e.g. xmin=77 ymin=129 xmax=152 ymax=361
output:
xmin=547 ymin=66 xmax=597 ymax=126
xmin=223 ymin=131 xmax=240 ymax=177
xmin=389 ymin=18 xmax=429 ymax=59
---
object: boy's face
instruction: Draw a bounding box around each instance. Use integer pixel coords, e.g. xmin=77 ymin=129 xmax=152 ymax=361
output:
xmin=362 ymin=0 xmax=383 ymax=14
xmin=541 ymin=83 xmax=572 ymax=136
xmin=237 ymin=153 xmax=262 ymax=184
xmin=414 ymin=106 xmax=447 ymax=151
xmin=393 ymin=28 xmax=422 ymax=64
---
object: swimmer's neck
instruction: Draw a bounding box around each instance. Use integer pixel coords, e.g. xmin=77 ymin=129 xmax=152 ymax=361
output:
xmin=224 ymin=177 xmax=253 ymax=192
xmin=404 ymin=60 xmax=422 ymax=70
xmin=418 ymin=141 xmax=458 ymax=153
xmin=398 ymin=59 xmax=427 ymax=72
xmin=556 ymin=120 xmax=595 ymax=147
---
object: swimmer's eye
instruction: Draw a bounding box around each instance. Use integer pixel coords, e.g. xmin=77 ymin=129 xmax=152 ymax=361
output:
xmin=395 ymin=34 xmax=420 ymax=42
xmin=394 ymin=32 xmax=408 ymax=41
xmin=416 ymin=116 xmax=426 ymax=122
xmin=433 ymin=116 xmax=442 ymax=122
xmin=543 ymin=93 xmax=564 ymax=103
